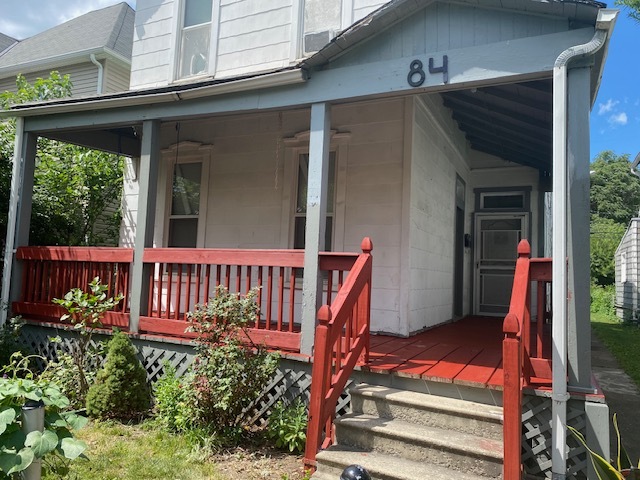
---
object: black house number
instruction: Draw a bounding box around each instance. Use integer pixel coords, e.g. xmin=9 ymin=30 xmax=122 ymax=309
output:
xmin=407 ymin=55 xmax=449 ymax=86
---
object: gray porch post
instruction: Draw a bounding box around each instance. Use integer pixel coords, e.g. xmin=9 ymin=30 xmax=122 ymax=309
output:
xmin=566 ymin=66 xmax=591 ymax=390
xmin=300 ymin=102 xmax=331 ymax=356
xmin=1 ymin=118 xmax=37 ymax=326
xmin=128 ymin=120 xmax=160 ymax=333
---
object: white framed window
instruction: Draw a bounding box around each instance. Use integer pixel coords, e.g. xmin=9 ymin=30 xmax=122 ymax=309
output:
xmin=177 ymin=0 xmax=214 ymax=80
xmin=293 ymin=151 xmax=336 ymax=250
xmin=157 ymin=142 xmax=212 ymax=248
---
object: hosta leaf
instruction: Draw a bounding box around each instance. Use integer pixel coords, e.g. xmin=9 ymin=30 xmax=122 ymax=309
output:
xmin=62 ymin=412 xmax=88 ymax=431
xmin=60 ymin=437 xmax=87 ymax=459
xmin=25 ymin=430 xmax=58 ymax=458
xmin=0 ymin=447 xmax=34 ymax=474
xmin=0 ymin=408 xmax=16 ymax=434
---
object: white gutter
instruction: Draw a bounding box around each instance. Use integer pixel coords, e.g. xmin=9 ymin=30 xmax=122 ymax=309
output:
xmin=551 ymin=9 xmax=617 ymax=479
xmin=0 ymin=117 xmax=24 ymax=327
xmin=89 ymin=54 xmax=104 ymax=94
xmin=0 ymin=68 xmax=307 ymax=118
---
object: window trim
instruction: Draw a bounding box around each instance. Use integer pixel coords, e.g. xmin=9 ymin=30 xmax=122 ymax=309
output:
xmin=280 ymin=130 xmax=350 ymax=252
xmin=157 ymin=141 xmax=212 ymax=249
xmin=171 ymin=0 xmax=221 ymax=83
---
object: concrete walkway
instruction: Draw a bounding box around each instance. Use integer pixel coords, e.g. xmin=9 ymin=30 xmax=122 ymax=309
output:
xmin=591 ymin=334 xmax=640 ymax=463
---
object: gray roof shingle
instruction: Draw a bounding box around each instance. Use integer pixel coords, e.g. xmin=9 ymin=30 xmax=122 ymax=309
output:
xmin=0 ymin=33 xmax=17 ymax=54
xmin=0 ymin=2 xmax=134 ymax=69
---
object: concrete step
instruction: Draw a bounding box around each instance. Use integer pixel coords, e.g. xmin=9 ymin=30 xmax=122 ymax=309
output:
xmin=313 ymin=445 xmax=498 ymax=480
xmin=334 ymin=413 xmax=503 ymax=478
xmin=350 ymin=384 xmax=503 ymax=440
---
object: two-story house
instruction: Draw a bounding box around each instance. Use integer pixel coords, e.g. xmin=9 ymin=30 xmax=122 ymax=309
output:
xmin=0 ymin=0 xmax=618 ymax=478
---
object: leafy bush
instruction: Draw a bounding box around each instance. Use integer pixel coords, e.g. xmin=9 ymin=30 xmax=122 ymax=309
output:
xmin=85 ymin=331 xmax=151 ymax=421
xmin=0 ymin=353 xmax=87 ymax=478
xmin=591 ymin=283 xmax=615 ymax=317
xmin=153 ymin=364 xmax=191 ymax=433
xmin=185 ymin=286 xmax=279 ymax=437
xmin=267 ymin=399 xmax=307 ymax=453
xmin=53 ymin=277 xmax=123 ymax=405
xmin=0 ymin=317 xmax=28 ymax=367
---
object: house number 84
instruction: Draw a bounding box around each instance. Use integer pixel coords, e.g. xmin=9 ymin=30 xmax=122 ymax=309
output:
xmin=407 ymin=55 xmax=449 ymax=87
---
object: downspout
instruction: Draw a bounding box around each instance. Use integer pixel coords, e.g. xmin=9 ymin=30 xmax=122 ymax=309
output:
xmin=551 ymin=10 xmax=616 ymax=479
xmin=90 ymin=54 xmax=104 ymax=94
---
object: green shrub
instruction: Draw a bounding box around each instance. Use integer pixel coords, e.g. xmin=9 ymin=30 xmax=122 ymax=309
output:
xmin=590 ymin=283 xmax=615 ymax=317
xmin=267 ymin=399 xmax=307 ymax=453
xmin=85 ymin=331 xmax=151 ymax=421
xmin=152 ymin=364 xmax=192 ymax=433
xmin=184 ymin=286 xmax=279 ymax=438
xmin=0 ymin=317 xmax=28 ymax=367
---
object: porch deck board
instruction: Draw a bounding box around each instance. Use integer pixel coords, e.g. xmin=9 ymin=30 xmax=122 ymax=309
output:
xmin=366 ymin=316 xmax=507 ymax=389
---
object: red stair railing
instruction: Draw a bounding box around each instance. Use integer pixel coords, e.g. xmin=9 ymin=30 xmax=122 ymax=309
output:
xmin=304 ymin=238 xmax=373 ymax=469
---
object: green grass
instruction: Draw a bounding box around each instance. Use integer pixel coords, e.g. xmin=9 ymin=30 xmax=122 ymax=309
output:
xmin=44 ymin=421 xmax=223 ymax=480
xmin=592 ymin=311 xmax=640 ymax=388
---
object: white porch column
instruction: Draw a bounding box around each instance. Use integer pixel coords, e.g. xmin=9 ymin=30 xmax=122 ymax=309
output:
xmin=1 ymin=119 xmax=37 ymax=326
xmin=566 ymin=66 xmax=592 ymax=390
xmin=300 ymin=103 xmax=331 ymax=355
xmin=129 ymin=120 xmax=160 ymax=333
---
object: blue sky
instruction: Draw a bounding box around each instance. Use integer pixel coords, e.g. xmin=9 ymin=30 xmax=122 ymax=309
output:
xmin=590 ymin=11 xmax=640 ymax=160
xmin=1 ymin=0 xmax=637 ymax=162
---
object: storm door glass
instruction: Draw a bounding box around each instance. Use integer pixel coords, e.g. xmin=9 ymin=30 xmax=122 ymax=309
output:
xmin=168 ymin=162 xmax=202 ymax=248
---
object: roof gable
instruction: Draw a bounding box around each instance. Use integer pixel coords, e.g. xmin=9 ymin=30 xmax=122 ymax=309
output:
xmin=0 ymin=33 xmax=17 ymax=54
xmin=0 ymin=2 xmax=134 ymax=71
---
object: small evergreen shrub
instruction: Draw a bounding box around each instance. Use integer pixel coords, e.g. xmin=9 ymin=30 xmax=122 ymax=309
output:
xmin=86 ymin=331 xmax=151 ymax=420
xmin=0 ymin=316 xmax=29 ymax=367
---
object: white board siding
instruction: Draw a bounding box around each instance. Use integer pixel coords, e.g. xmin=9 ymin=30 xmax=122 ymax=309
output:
xmin=353 ymin=0 xmax=387 ymax=21
xmin=615 ymin=219 xmax=639 ymax=321
xmin=130 ymin=0 xmax=176 ymax=89
xmin=103 ymin=60 xmax=131 ymax=93
xmin=0 ymin=63 xmax=100 ymax=97
xmin=216 ymin=1 xmax=294 ymax=77
xmin=329 ymin=2 xmax=568 ymax=69
xmin=407 ymin=94 xmax=472 ymax=333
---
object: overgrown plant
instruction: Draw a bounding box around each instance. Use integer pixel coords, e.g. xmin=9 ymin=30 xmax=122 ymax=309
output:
xmin=267 ymin=399 xmax=308 ymax=453
xmin=86 ymin=331 xmax=151 ymax=421
xmin=569 ymin=414 xmax=640 ymax=479
xmin=153 ymin=364 xmax=192 ymax=433
xmin=0 ymin=317 xmax=27 ymax=367
xmin=0 ymin=353 xmax=88 ymax=479
xmin=181 ymin=286 xmax=279 ymax=439
xmin=53 ymin=277 xmax=123 ymax=405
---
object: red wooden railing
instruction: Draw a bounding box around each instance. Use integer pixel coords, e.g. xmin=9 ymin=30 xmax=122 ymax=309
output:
xmin=503 ymin=240 xmax=552 ymax=480
xmin=14 ymin=247 xmax=133 ymax=328
xmin=13 ymin=245 xmax=366 ymax=354
xmin=139 ymin=248 xmax=362 ymax=351
xmin=304 ymin=238 xmax=373 ymax=469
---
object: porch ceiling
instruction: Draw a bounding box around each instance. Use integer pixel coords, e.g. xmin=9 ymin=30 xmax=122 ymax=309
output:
xmin=441 ymin=79 xmax=552 ymax=174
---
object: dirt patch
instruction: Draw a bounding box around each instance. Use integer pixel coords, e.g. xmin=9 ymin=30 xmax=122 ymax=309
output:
xmin=211 ymin=445 xmax=309 ymax=479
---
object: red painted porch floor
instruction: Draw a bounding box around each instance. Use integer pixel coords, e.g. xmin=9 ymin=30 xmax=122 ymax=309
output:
xmin=364 ymin=316 xmax=508 ymax=390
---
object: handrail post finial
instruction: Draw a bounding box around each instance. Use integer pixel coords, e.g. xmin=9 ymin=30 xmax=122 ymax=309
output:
xmin=318 ymin=305 xmax=332 ymax=325
xmin=517 ymin=239 xmax=531 ymax=258
xmin=361 ymin=237 xmax=373 ymax=254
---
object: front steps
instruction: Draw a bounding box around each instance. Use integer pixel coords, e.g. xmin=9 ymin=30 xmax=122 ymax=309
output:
xmin=312 ymin=384 xmax=504 ymax=480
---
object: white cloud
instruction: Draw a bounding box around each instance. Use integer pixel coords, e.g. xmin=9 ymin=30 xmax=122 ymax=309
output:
xmin=598 ymin=98 xmax=619 ymax=115
xmin=608 ymin=112 xmax=628 ymax=126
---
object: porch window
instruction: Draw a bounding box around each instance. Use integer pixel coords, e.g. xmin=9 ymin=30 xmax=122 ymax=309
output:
xmin=293 ymin=152 xmax=336 ymax=250
xmin=177 ymin=0 xmax=213 ymax=79
xmin=168 ymin=162 xmax=202 ymax=247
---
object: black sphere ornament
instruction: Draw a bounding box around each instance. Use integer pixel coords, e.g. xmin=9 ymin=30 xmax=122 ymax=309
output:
xmin=340 ymin=464 xmax=371 ymax=480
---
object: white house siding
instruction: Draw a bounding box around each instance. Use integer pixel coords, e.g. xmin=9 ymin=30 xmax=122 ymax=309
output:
xmin=103 ymin=60 xmax=131 ymax=93
xmin=406 ymin=94 xmax=471 ymax=334
xmin=615 ymin=219 xmax=639 ymax=321
xmin=216 ymin=0 xmax=294 ymax=78
xmin=130 ymin=0 xmax=176 ymax=89
xmin=0 ymin=62 xmax=100 ymax=97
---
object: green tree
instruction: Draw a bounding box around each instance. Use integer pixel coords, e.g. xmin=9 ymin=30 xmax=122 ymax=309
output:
xmin=590 ymin=150 xmax=640 ymax=224
xmin=0 ymin=72 xmax=123 ymax=247
xmin=616 ymin=0 xmax=640 ymax=21
xmin=590 ymin=214 xmax=626 ymax=285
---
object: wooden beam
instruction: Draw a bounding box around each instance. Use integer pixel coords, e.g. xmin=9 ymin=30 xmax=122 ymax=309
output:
xmin=44 ymin=129 xmax=141 ymax=157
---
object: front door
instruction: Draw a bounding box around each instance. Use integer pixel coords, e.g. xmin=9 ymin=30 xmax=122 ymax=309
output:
xmin=474 ymin=213 xmax=528 ymax=316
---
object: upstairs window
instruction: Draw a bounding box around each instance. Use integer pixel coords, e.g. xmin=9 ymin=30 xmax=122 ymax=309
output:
xmin=177 ymin=0 xmax=213 ymax=79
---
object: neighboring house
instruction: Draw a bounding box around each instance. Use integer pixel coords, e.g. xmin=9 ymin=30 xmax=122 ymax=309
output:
xmin=0 ymin=2 xmax=134 ymax=96
xmin=615 ymin=218 xmax=640 ymax=321
xmin=0 ymin=0 xmax=618 ymax=478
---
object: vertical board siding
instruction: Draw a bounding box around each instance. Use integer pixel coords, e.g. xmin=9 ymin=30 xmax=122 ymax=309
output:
xmin=330 ymin=2 xmax=568 ymax=69
xmin=408 ymin=94 xmax=471 ymax=332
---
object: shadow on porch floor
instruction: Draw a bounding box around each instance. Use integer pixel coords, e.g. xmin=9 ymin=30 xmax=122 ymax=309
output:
xmin=365 ymin=316 xmax=505 ymax=389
